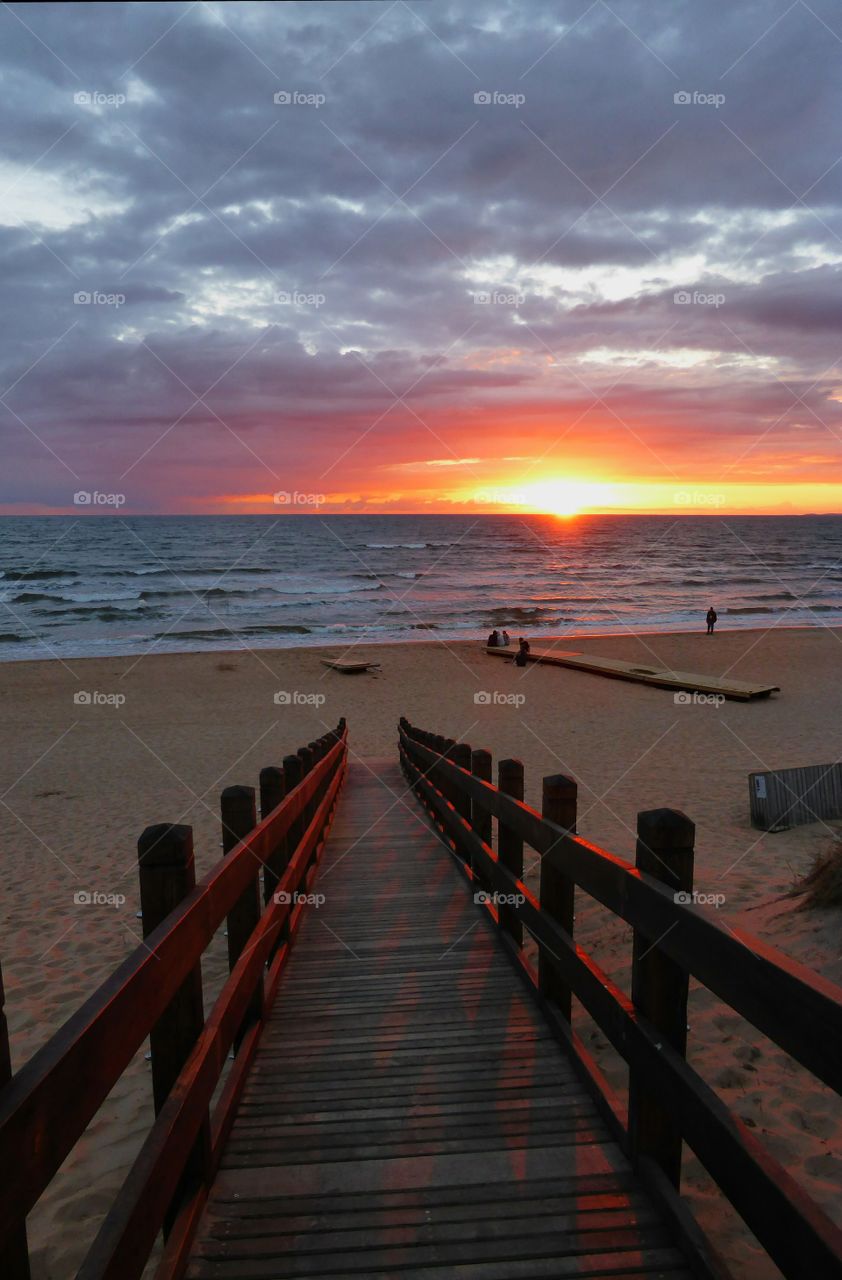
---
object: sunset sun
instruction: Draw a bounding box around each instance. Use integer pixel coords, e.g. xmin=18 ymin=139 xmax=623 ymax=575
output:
xmin=512 ymin=479 xmax=615 ymax=517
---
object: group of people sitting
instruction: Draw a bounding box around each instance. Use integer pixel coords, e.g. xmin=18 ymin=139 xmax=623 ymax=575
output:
xmin=486 ymin=630 xmax=531 ymax=667
xmin=486 ymin=628 xmax=510 ymax=647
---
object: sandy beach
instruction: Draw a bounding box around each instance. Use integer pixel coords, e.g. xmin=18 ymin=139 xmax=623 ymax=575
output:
xmin=2 ymin=626 xmax=841 ymax=1278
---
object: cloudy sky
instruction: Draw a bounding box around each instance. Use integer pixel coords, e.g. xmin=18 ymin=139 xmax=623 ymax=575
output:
xmin=3 ymin=0 xmax=842 ymax=514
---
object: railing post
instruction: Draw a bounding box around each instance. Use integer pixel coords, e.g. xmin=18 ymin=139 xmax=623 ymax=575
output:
xmin=437 ymin=737 xmax=455 ymax=805
xmin=299 ymin=745 xmax=318 ymax=865
xmin=443 ymin=738 xmax=458 ymax=807
xmin=398 ymin=720 xmax=407 ymax=773
xmin=297 ymin=744 xmax=314 ymax=822
xmin=497 ymin=758 xmax=524 ymax=946
xmin=220 ymin=787 xmax=264 ymax=1044
xmin=449 ymin=743 xmax=472 ymax=862
xmin=282 ymin=753 xmax=304 ymax=901
xmin=137 ymin=824 xmax=211 ymax=1229
xmin=259 ymin=766 xmax=286 ymax=912
xmin=0 ymin=960 xmax=31 ymax=1280
xmin=470 ymin=748 xmax=492 ymax=888
xmin=427 ymin=735 xmax=444 ymax=800
xmin=628 ymin=807 xmax=695 ymax=1188
xmin=539 ymin=775 xmax=578 ymax=1022
xmin=470 ymin=749 xmax=492 ymax=842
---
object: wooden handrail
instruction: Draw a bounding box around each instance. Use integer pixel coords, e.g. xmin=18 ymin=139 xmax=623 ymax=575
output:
xmin=0 ymin=722 xmax=347 ymax=1271
xmin=398 ymin=719 xmax=842 ymax=1280
xmin=77 ymin=757 xmax=346 ymax=1280
xmin=399 ymin=725 xmax=842 ymax=1094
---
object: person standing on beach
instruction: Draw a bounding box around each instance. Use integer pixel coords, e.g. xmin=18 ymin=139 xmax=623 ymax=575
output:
xmin=706 ymin=606 xmax=717 ymax=634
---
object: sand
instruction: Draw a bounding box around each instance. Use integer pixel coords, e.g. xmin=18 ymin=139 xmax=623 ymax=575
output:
xmin=1 ymin=626 xmax=841 ymax=1278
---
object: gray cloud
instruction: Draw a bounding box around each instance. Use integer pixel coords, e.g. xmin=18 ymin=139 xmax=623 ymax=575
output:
xmin=2 ymin=0 xmax=842 ymax=508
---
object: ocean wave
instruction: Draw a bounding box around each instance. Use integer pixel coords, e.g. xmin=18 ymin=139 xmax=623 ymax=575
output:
xmin=201 ymin=586 xmax=270 ymax=599
xmin=65 ymin=590 xmax=142 ymax=604
xmin=67 ymin=606 xmax=161 ymax=623
xmin=241 ymin=624 xmax=312 ymax=635
xmin=365 ymin=542 xmax=427 ymax=549
xmin=487 ymin=606 xmax=557 ymax=621
xmin=725 ymin=604 xmax=842 ymax=615
xmin=138 ymin=588 xmax=197 ymax=600
xmin=261 ymin=581 xmax=385 ymax=596
xmin=3 ymin=568 xmax=78 ymax=581
xmin=154 ymin=623 xmax=311 ymax=642
xmin=32 ymin=604 xmax=155 ymax=620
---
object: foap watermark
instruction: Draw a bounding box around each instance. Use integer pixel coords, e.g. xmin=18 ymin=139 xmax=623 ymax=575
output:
xmin=473 ymin=289 xmax=525 ymax=306
xmin=273 ymin=889 xmax=325 ymax=907
xmin=474 ymin=90 xmax=526 ymax=108
xmin=273 ymin=490 xmax=326 ymax=507
xmin=74 ymin=90 xmax=126 ymax=108
xmin=274 ymin=690 xmax=326 ymax=707
xmin=474 ymin=690 xmax=526 ymax=707
xmin=474 ymin=487 xmax=527 ymax=506
xmin=474 ymin=890 xmax=526 ymax=907
xmin=74 ymin=490 xmax=126 ymax=507
xmin=674 ymin=289 xmax=725 ymax=308
xmin=277 ymin=290 xmax=325 ymax=308
xmin=674 ymin=691 xmax=724 ymax=708
xmin=674 ymin=90 xmax=725 ymax=109
xmin=74 ymin=290 xmax=125 ymax=307
xmin=673 ymin=490 xmax=725 ymax=508
xmin=73 ymin=889 xmax=127 ymax=907
xmin=73 ymin=690 xmax=126 ymax=707
xmin=273 ymin=90 xmax=325 ymax=108
xmin=675 ymin=889 xmax=726 ymax=908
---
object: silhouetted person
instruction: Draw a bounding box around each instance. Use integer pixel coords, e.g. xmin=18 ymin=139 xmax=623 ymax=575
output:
xmin=706 ymin=606 xmax=717 ymax=635
xmin=487 ymin=629 xmax=499 ymax=647
xmin=514 ymin=637 xmax=530 ymax=667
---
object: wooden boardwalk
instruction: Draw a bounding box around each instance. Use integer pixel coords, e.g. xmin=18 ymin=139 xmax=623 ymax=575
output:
xmin=486 ymin=646 xmax=780 ymax=700
xmin=185 ymin=760 xmax=693 ymax=1280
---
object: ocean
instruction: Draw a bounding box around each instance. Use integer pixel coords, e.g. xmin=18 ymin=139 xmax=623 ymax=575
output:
xmin=1 ymin=514 xmax=841 ymax=662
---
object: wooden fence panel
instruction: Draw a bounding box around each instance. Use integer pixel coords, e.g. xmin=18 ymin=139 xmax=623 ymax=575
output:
xmin=749 ymin=762 xmax=842 ymax=830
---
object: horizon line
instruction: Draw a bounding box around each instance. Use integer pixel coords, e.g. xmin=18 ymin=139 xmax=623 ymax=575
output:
xmin=2 ymin=509 xmax=842 ymax=519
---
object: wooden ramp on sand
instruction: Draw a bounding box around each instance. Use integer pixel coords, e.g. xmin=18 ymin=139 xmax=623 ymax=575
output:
xmin=486 ymin=646 xmax=780 ymax=701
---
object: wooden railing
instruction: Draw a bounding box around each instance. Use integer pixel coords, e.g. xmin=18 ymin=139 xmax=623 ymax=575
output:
xmin=0 ymin=718 xmax=348 ymax=1280
xmin=398 ymin=717 xmax=842 ymax=1280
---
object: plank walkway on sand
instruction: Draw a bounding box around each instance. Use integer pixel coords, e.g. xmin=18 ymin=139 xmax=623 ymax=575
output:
xmin=185 ymin=760 xmax=693 ymax=1280
xmin=486 ymin=646 xmax=780 ymax=701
